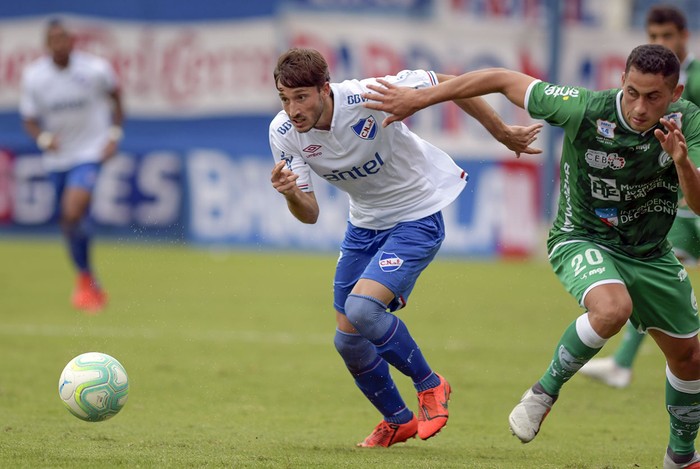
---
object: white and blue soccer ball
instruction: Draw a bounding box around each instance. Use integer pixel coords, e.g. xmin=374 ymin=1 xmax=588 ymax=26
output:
xmin=58 ymin=352 xmax=129 ymax=422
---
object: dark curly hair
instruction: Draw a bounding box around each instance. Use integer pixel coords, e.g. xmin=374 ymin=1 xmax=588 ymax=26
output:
xmin=625 ymin=44 xmax=680 ymax=86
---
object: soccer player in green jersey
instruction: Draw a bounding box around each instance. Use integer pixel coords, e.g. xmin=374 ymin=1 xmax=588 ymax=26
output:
xmin=581 ymin=3 xmax=700 ymax=390
xmin=361 ymin=44 xmax=700 ymax=468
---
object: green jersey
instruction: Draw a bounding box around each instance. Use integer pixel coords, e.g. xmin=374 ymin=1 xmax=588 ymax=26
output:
xmin=527 ymin=80 xmax=700 ymax=259
xmin=682 ymin=56 xmax=700 ymax=106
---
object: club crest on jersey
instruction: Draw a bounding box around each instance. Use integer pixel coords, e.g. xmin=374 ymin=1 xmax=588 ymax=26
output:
xmin=659 ymin=151 xmax=673 ymax=168
xmin=596 ymin=119 xmax=616 ymax=139
xmin=664 ymin=111 xmax=683 ymax=128
xmin=378 ymin=252 xmax=403 ymax=272
xmin=352 ymin=115 xmax=378 ymax=140
xmin=595 ymin=207 xmax=618 ymax=226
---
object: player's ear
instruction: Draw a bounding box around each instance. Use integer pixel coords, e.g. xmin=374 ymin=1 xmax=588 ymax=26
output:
xmin=620 ymin=72 xmax=626 ymax=88
xmin=321 ymin=82 xmax=331 ymax=96
xmin=672 ymin=83 xmax=684 ymax=102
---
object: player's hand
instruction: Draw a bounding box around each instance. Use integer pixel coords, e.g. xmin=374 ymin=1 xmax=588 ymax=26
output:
xmin=362 ymin=79 xmax=422 ymax=127
xmin=655 ymin=117 xmax=688 ymax=163
xmin=43 ymin=135 xmax=60 ymax=152
xmin=501 ymin=123 xmax=543 ymax=158
xmin=271 ymin=160 xmax=300 ymax=197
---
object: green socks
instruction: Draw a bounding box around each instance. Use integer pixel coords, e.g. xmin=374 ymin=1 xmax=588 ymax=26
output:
xmin=612 ymin=322 xmax=645 ymax=368
xmin=539 ymin=317 xmax=604 ymax=395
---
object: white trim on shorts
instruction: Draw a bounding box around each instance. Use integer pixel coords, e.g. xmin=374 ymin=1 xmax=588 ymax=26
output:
xmin=580 ymin=279 xmax=625 ymax=307
xmin=646 ymin=326 xmax=700 ymax=339
xmin=548 ymin=239 xmax=614 ymax=260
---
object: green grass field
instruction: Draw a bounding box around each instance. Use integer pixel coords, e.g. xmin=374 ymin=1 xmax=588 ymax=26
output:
xmin=0 ymin=238 xmax=688 ymax=468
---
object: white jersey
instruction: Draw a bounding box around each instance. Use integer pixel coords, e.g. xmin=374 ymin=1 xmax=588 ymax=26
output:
xmin=269 ymin=70 xmax=468 ymax=230
xmin=19 ymin=51 xmax=119 ymax=171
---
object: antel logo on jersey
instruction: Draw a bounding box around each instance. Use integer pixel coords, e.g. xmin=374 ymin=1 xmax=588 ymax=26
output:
xmin=303 ymin=144 xmax=323 ymax=158
xmin=543 ymin=85 xmax=580 ymax=100
xmin=659 ymin=151 xmax=673 ymax=168
xmin=585 ymin=149 xmax=625 ymax=170
xmin=378 ymin=252 xmax=403 ymax=272
xmin=351 ymin=115 xmax=378 ymax=140
xmin=596 ymin=119 xmax=616 ymax=139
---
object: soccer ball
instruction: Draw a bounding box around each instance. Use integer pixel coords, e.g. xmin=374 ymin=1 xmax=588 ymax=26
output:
xmin=58 ymin=352 xmax=129 ymax=422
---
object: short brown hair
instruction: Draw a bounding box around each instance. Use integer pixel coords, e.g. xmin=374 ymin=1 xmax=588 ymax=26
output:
xmin=625 ymin=44 xmax=680 ymax=86
xmin=646 ymin=4 xmax=687 ymax=31
xmin=273 ymin=48 xmax=330 ymax=89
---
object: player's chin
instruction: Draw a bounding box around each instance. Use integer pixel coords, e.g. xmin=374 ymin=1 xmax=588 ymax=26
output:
xmin=294 ymin=124 xmax=312 ymax=133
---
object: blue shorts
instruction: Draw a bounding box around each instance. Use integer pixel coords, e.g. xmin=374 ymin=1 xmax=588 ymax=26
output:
xmin=49 ymin=163 xmax=101 ymax=197
xmin=333 ymin=212 xmax=445 ymax=313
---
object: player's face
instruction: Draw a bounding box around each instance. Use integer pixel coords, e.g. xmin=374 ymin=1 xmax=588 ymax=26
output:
xmin=620 ymin=66 xmax=682 ymax=132
xmin=647 ymin=23 xmax=687 ymax=59
xmin=277 ymin=82 xmax=331 ymax=133
xmin=46 ymin=25 xmax=74 ymax=67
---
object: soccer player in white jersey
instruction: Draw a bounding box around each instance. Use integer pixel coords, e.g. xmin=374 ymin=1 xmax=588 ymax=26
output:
xmin=20 ymin=19 xmax=124 ymax=313
xmin=269 ymin=48 xmax=542 ymax=447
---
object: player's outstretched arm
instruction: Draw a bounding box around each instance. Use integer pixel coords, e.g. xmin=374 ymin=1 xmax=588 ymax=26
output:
xmin=434 ymin=73 xmax=542 ymax=156
xmin=363 ymin=68 xmax=536 ymax=127
xmin=271 ymin=160 xmax=319 ymax=224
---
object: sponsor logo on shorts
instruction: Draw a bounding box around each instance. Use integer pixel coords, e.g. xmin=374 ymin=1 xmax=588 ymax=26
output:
xmin=378 ymin=252 xmax=403 ymax=272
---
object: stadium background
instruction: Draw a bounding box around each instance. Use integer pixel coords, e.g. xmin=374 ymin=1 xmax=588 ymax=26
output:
xmin=1 ymin=0 xmax=698 ymax=257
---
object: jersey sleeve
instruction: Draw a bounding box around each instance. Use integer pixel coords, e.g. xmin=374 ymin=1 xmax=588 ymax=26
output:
xmin=18 ymin=66 xmax=39 ymax=119
xmin=526 ymin=80 xmax=588 ymax=139
xmin=683 ymin=61 xmax=700 ymax=107
xmin=681 ymin=108 xmax=700 ymax=169
xmin=94 ymin=56 xmax=119 ymax=93
xmin=268 ymin=116 xmax=313 ymax=193
xmin=362 ymin=69 xmax=439 ymax=90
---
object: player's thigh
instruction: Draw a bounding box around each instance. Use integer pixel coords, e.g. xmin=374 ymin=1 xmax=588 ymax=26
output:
xmin=548 ymin=240 xmax=624 ymax=307
xmin=361 ymin=212 xmax=445 ymax=312
xmin=62 ymin=163 xmax=100 ymax=220
xmin=618 ymin=251 xmax=699 ymax=335
xmin=333 ymin=222 xmax=386 ymax=314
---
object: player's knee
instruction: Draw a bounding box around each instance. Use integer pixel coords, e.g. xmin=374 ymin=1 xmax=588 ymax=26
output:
xmin=671 ymin=343 xmax=700 ymax=379
xmin=588 ymin=299 xmax=633 ymax=336
xmin=344 ymin=294 xmax=388 ymax=339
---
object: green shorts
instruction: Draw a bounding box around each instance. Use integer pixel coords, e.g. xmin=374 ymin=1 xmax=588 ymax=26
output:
xmin=668 ymin=212 xmax=700 ymax=262
xmin=548 ymin=239 xmax=699 ymax=337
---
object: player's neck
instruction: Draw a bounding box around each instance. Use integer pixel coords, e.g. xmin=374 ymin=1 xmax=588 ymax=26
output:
xmin=52 ymin=56 xmax=70 ymax=69
xmin=315 ymin=90 xmax=334 ymax=131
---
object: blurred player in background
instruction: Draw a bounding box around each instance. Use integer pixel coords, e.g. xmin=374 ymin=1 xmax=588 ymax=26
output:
xmin=20 ymin=19 xmax=124 ymax=313
xmin=269 ymin=48 xmax=541 ymax=448
xmin=362 ymin=44 xmax=700 ymax=468
xmin=580 ymin=3 xmax=700 ymax=389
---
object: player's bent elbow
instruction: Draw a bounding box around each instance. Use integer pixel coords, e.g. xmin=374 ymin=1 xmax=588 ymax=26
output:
xmin=297 ymin=212 xmax=319 ymax=224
